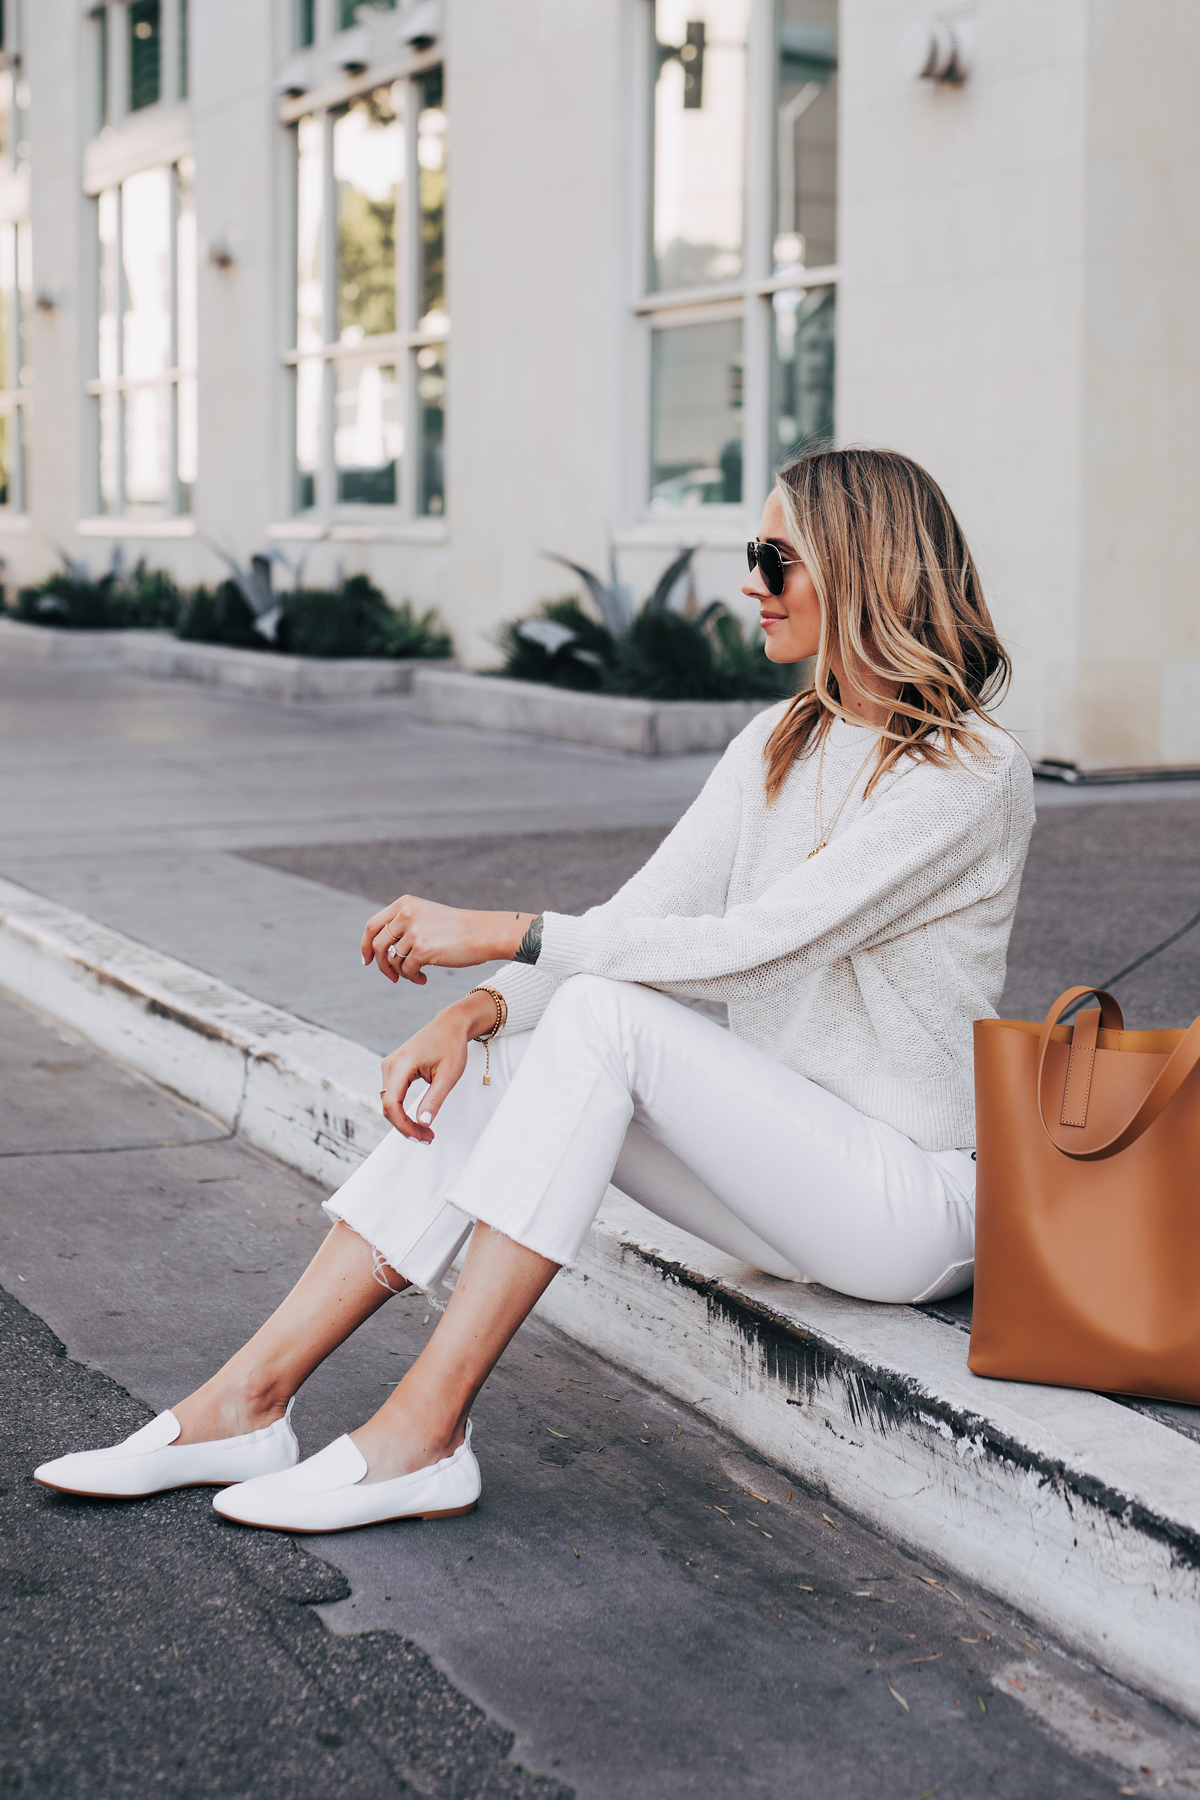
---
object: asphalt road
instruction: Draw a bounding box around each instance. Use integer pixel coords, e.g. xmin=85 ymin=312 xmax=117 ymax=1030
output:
xmin=4 ymin=992 xmax=1197 ymax=1799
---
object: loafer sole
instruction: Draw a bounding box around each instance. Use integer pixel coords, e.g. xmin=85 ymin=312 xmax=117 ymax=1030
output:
xmin=225 ymin=1498 xmax=479 ymax=1534
xmin=34 ymin=1474 xmax=240 ymax=1498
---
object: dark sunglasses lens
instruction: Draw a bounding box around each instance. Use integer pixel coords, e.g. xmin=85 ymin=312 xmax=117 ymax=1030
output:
xmin=756 ymin=543 xmax=786 ymax=596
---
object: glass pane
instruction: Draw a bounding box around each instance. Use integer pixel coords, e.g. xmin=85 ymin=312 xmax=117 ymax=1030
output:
xmin=416 ymin=343 xmax=445 ymax=515
xmin=98 ymin=392 xmax=121 ymax=514
xmin=125 ymin=384 xmax=171 ymax=512
xmin=128 ymin=0 xmax=161 ymax=113
xmin=296 ymin=115 xmax=324 ymax=352
xmin=176 ymin=161 xmax=196 ymax=372
xmin=775 ymin=1 xmax=838 ymax=271
xmin=335 ymin=359 xmax=400 ymax=504
xmin=650 ymin=314 xmax=743 ymax=507
xmin=96 ymin=8 xmax=109 ymax=131
xmin=416 ymin=67 xmax=446 ymax=328
xmin=338 ymin=0 xmax=396 ymax=27
xmin=0 ymin=222 xmax=14 ymax=392
xmin=297 ymin=0 xmax=315 ymax=48
xmin=178 ymin=0 xmax=189 ymax=99
xmin=295 ymin=357 xmax=322 ymax=510
xmin=334 ymin=87 xmax=402 ymax=342
xmin=0 ymin=409 xmax=12 ymax=507
xmin=650 ymin=0 xmax=749 ymax=292
xmin=770 ymin=284 xmax=834 ymax=460
xmin=122 ymin=166 xmax=171 ymax=381
xmin=97 ymin=189 xmax=120 ymax=382
xmin=177 ymin=375 xmax=197 ymax=505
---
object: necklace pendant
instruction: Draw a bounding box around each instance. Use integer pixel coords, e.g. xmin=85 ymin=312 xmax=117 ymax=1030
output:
xmin=807 ymin=843 xmax=825 ymax=860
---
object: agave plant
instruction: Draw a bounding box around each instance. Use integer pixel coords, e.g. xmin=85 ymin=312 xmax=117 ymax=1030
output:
xmin=499 ymin=547 xmax=793 ymax=704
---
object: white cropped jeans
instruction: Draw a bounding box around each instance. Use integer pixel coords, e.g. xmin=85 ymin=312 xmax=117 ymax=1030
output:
xmin=325 ymin=975 xmax=977 ymax=1307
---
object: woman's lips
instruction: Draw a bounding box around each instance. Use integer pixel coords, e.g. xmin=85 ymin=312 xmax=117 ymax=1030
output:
xmin=759 ymin=612 xmax=786 ymax=626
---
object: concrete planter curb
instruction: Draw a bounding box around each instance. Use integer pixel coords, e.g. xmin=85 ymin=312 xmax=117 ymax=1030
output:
xmin=1 ymin=873 xmax=1198 ymax=1723
xmin=411 ymin=668 xmax=780 ymax=756
xmin=0 ymin=616 xmax=452 ymax=700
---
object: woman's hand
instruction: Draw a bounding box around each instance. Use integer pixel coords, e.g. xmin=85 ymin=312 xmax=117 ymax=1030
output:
xmin=380 ymin=991 xmax=496 ymax=1143
xmin=362 ymin=895 xmax=536 ymax=985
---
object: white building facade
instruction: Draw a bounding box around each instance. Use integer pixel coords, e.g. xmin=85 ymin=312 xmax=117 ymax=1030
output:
xmin=6 ymin=0 xmax=1200 ymax=769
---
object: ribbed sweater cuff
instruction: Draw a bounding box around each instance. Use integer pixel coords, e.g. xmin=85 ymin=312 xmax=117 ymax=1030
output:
xmin=537 ymin=911 xmax=600 ymax=982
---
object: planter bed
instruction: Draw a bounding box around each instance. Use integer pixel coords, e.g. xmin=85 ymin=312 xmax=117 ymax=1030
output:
xmin=0 ymin=616 xmax=452 ymax=700
xmin=411 ymin=667 xmax=779 ymax=757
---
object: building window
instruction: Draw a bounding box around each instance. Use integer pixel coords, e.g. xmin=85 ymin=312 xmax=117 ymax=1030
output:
xmin=639 ymin=0 xmax=837 ymax=513
xmin=337 ymin=0 xmax=397 ymax=29
xmin=289 ymin=66 xmax=447 ymax=517
xmin=90 ymin=161 xmax=197 ymax=517
xmin=297 ymin=0 xmax=315 ymax=50
xmin=0 ymin=221 xmax=31 ymax=511
xmin=128 ymin=0 xmax=161 ymax=112
xmin=178 ymin=0 xmax=188 ymax=100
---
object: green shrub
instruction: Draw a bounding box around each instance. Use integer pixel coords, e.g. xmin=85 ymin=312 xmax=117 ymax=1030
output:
xmin=495 ymin=597 xmax=614 ymax=691
xmin=274 ymin=574 xmax=452 ymax=660
xmin=497 ymin=568 xmax=794 ymax=705
xmin=176 ymin=581 xmax=269 ymax=649
xmin=15 ymin=560 xmax=182 ymax=632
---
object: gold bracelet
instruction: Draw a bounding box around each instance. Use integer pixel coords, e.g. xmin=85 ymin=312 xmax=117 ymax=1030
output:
xmin=468 ymin=985 xmax=508 ymax=1086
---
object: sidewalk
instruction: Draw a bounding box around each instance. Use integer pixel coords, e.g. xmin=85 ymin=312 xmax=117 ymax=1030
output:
xmin=5 ymin=988 xmax=1197 ymax=1799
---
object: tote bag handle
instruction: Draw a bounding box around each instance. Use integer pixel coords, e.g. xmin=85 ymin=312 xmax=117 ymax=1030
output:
xmin=1036 ymin=986 xmax=1200 ymax=1161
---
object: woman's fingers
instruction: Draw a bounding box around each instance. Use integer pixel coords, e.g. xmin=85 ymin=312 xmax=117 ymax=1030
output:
xmin=381 ymin=1054 xmax=433 ymax=1143
xmin=362 ymin=902 xmax=398 ymax=966
xmin=414 ymin=1046 xmax=468 ymax=1128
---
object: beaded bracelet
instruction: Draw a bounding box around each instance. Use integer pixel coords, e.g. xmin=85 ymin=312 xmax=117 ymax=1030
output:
xmin=468 ymin=985 xmax=508 ymax=1086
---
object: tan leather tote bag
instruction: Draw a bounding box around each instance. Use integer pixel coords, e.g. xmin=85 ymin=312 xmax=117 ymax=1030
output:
xmin=969 ymin=986 xmax=1200 ymax=1402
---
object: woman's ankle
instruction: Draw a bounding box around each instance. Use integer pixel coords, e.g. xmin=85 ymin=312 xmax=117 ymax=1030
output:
xmin=172 ymin=1372 xmax=291 ymax=1443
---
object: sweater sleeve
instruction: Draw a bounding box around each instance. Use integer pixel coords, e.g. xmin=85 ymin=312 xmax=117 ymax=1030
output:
xmin=486 ymin=737 xmax=748 ymax=1034
xmin=534 ymin=751 xmax=1019 ymax=1003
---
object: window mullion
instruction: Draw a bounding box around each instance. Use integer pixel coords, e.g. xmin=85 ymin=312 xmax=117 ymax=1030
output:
xmin=319 ymin=108 xmax=337 ymax=512
xmin=742 ymin=0 xmax=775 ymax=508
xmin=115 ymin=183 xmax=126 ymax=516
xmin=399 ymin=75 xmax=420 ymax=519
xmin=168 ymin=162 xmax=180 ymax=515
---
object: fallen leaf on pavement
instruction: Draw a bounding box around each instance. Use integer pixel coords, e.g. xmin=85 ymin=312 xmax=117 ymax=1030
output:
xmin=822 ymin=1514 xmax=841 ymax=1530
xmin=887 ymin=1683 xmax=910 ymax=1713
xmin=977 ymin=1695 xmax=987 ymax=1714
xmin=747 ymin=1489 xmax=770 ymax=1504
xmin=1008 ymin=1679 xmax=1027 ymax=1691
xmin=546 ymin=1429 xmax=568 ymax=1438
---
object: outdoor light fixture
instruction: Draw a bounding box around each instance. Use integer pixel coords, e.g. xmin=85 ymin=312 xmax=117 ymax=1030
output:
xmin=398 ymin=0 xmax=441 ymax=50
xmin=898 ymin=14 xmax=971 ymax=84
xmin=656 ymin=21 xmax=706 ymax=110
xmin=336 ymin=25 xmax=370 ymax=73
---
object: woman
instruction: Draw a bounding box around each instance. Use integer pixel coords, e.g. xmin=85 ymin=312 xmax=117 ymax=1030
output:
xmin=36 ymin=448 xmax=1033 ymax=1532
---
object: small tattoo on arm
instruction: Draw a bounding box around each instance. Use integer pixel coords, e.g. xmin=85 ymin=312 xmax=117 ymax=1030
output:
xmin=514 ymin=914 xmax=543 ymax=965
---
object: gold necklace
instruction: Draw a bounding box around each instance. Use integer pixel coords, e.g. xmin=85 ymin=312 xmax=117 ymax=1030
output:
xmin=808 ymin=729 xmax=877 ymax=859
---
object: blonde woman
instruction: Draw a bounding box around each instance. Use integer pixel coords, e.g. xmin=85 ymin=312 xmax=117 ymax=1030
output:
xmin=37 ymin=448 xmax=1034 ymax=1532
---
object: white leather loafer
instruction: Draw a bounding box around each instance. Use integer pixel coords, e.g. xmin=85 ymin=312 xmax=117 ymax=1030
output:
xmin=213 ymin=1421 xmax=480 ymax=1533
xmin=34 ymin=1402 xmax=299 ymax=1498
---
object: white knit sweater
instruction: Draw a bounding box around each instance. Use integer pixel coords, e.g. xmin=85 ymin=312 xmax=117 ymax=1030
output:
xmin=490 ymin=704 xmax=1034 ymax=1151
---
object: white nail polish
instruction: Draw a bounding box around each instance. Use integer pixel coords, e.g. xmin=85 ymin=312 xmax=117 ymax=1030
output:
xmin=419 ymin=1111 xmax=432 ymax=1125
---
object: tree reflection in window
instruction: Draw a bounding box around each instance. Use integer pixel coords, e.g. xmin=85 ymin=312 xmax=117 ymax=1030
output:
xmin=334 ymin=87 xmax=402 ymax=343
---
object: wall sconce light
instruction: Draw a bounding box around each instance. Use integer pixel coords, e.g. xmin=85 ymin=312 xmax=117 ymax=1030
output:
xmin=207 ymin=235 xmax=236 ymax=271
xmin=900 ymin=16 xmax=971 ymax=84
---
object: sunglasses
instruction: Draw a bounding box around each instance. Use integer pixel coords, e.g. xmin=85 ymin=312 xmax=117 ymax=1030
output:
xmin=746 ymin=540 xmax=803 ymax=597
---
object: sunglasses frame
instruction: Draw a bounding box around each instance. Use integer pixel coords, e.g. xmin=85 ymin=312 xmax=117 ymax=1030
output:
xmin=746 ymin=539 xmax=803 ymax=598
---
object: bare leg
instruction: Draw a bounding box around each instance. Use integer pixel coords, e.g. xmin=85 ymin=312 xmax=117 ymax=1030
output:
xmin=172 ymin=1222 xmax=406 ymax=1445
xmin=351 ymin=1223 xmax=558 ymax=1482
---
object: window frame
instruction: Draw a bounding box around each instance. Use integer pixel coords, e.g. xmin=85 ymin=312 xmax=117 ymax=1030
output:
xmin=85 ymin=158 xmax=196 ymax=520
xmin=280 ymin=52 xmax=447 ymax=524
xmin=0 ymin=5 xmax=31 ymax=516
xmin=631 ymin=0 xmax=838 ymax=534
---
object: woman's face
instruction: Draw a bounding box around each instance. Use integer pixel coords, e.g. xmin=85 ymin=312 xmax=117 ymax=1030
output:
xmin=742 ymin=487 xmax=822 ymax=665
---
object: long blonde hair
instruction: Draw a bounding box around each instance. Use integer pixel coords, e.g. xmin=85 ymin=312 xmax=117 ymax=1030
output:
xmin=763 ymin=447 xmax=1011 ymax=802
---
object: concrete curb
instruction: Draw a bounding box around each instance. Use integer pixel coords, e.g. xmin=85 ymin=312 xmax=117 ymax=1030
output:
xmin=411 ymin=668 xmax=779 ymax=756
xmin=1 ymin=874 xmax=1198 ymax=1723
xmin=0 ymin=616 xmax=452 ymax=700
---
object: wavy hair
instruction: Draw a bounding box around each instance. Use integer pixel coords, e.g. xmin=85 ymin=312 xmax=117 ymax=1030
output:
xmin=763 ymin=447 xmax=1011 ymax=802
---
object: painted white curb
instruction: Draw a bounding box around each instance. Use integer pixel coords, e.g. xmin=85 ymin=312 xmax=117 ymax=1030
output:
xmin=0 ymin=616 xmax=452 ymax=701
xmin=411 ymin=668 xmax=779 ymax=756
xmin=1 ymin=873 xmax=1197 ymax=1723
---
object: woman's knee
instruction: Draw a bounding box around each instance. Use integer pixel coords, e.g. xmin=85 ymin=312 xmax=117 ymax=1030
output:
xmin=541 ymin=972 xmax=628 ymax=1027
